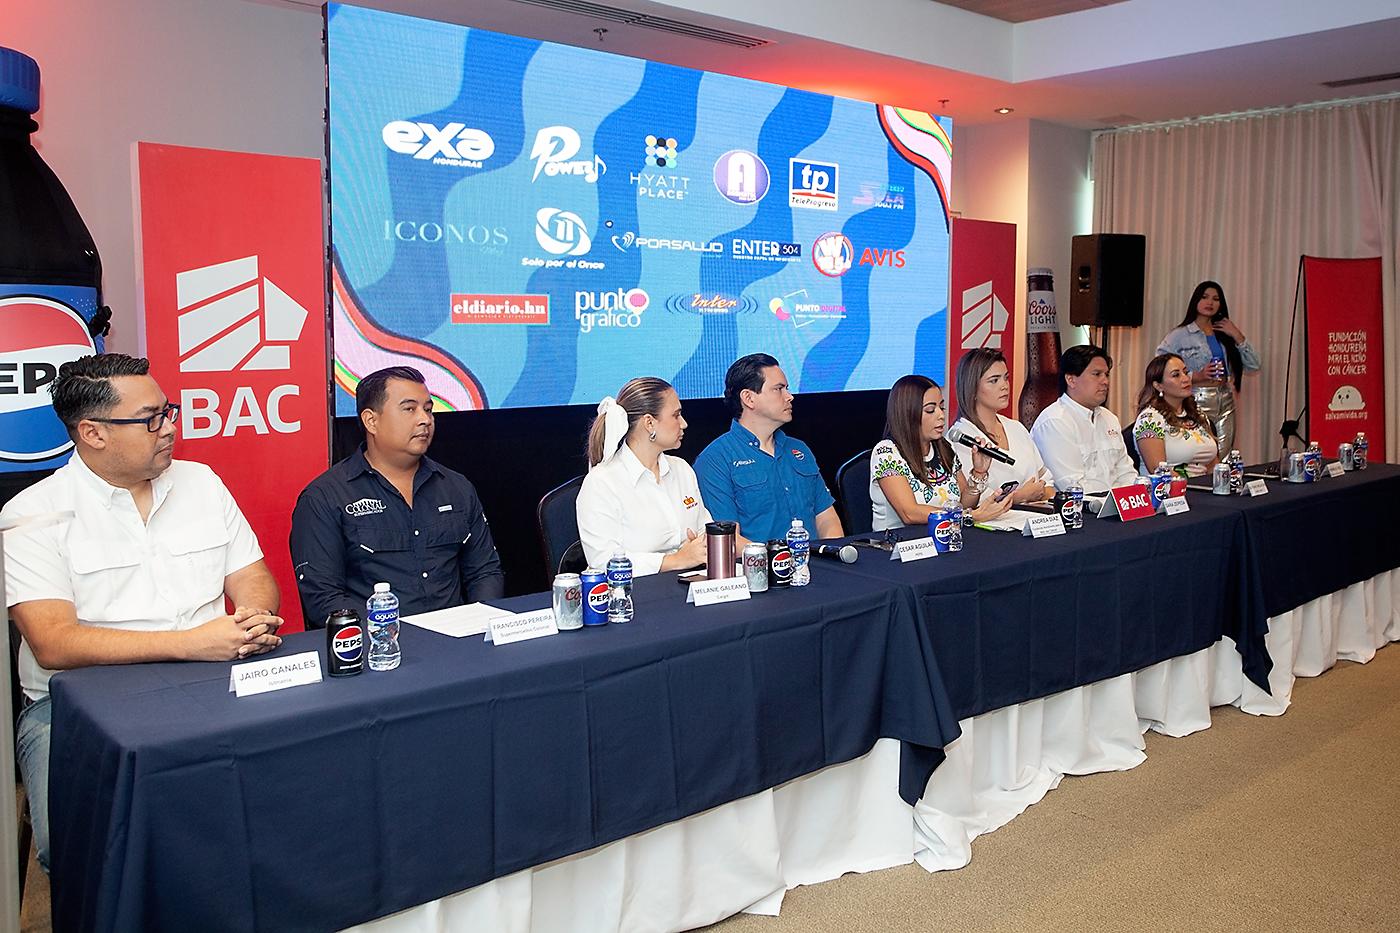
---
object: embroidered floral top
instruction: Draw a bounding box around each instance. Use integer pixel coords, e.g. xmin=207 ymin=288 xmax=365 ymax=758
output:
xmin=1132 ymin=406 xmax=1218 ymax=477
xmin=869 ymin=438 xmax=963 ymax=531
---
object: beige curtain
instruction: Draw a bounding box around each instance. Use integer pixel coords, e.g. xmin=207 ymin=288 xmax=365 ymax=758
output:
xmin=1093 ymin=96 xmax=1400 ymax=462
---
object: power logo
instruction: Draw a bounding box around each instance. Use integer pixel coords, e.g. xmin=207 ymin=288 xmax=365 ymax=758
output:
xmin=0 ymin=296 xmax=97 ymax=464
xmin=173 ymin=256 xmax=311 ymax=439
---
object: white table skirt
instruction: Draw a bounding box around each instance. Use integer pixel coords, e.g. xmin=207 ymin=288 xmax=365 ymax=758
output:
xmin=348 ymin=569 xmax=1400 ymax=931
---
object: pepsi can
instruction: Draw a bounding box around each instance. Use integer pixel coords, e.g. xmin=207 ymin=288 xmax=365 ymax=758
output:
xmin=1303 ymin=442 xmax=1323 ymax=482
xmin=580 ymin=568 xmax=609 ymax=626
xmin=742 ymin=542 xmax=769 ymax=593
xmin=929 ymin=508 xmax=963 ymax=553
xmin=326 ymin=609 xmax=364 ymax=677
xmin=767 ymin=539 xmax=792 ymax=588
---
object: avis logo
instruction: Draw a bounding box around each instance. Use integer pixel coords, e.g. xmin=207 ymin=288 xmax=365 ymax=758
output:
xmin=531 ymin=127 xmax=605 ymax=183
xmin=0 ymin=296 xmax=97 ymax=464
xmin=960 ymin=280 xmax=1009 ymax=350
xmin=174 ymin=255 xmax=311 ymax=439
xmin=382 ymin=121 xmax=495 ymax=168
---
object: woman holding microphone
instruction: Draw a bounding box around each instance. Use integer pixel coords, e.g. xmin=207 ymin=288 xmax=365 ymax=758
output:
xmin=576 ymin=377 xmax=715 ymax=575
xmin=871 ymin=374 xmax=1014 ymax=531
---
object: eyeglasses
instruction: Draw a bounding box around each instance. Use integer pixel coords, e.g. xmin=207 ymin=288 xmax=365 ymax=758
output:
xmin=92 ymin=402 xmax=181 ymax=432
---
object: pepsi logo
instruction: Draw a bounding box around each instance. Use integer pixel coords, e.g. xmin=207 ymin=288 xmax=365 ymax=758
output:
xmin=933 ymin=520 xmax=958 ymax=544
xmin=333 ymin=626 xmax=364 ymax=662
xmin=770 ymin=550 xmax=792 ymax=578
xmin=587 ymin=582 xmax=610 ymax=610
xmin=0 ymin=296 xmax=97 ymax=464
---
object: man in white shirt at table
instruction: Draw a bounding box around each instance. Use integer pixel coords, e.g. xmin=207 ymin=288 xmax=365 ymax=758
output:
xmin=1030 ymin=344 xmax=1139 ymax=496
xmin=1 ymin=354 xmax=283 ymax=874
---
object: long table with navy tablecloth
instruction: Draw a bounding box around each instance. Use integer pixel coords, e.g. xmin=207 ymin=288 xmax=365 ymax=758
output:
xmin=44 ymin=465 xmax=1400 ymax=932
xmin=47 ymin=564 xmax=956 ymax=933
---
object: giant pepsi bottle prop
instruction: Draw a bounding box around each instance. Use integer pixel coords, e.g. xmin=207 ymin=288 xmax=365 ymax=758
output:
xmin=0 ymin=47 xmax=110 ymax=498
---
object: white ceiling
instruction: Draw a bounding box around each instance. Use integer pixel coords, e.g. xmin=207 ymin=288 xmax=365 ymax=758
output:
xmin=299 ymin=0 xmax=1400 ymax=127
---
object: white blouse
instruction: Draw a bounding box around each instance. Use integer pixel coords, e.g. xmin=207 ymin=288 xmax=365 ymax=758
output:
xmin=1132 ymin=406 xmax=1218 ymax=477
xmin=869 ymin=439 xmax=963 ymax=532
xmin=575 ymin=444 xmax=713 ymax=576
xmin=950 ymin=414 xmax=1053 ymax=502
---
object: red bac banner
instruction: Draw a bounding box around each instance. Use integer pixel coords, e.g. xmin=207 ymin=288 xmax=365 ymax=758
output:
xmin=948 ymin=218 xmax=1017 ymax=421
xmin=135 ymin=143 xmax=328 ymax=631
xmin=1303 ymin=257 xmax=1386 ymax=457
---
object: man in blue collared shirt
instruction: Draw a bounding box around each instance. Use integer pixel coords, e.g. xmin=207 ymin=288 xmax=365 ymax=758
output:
xmin=290 ymin=366 xmax=504 ymax=626
xmin=694 ymin=354 xmax=844 ymax=542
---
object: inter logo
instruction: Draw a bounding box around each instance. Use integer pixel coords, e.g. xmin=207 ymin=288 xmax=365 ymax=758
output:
xmin=0 ymin=296 xmax=97 ymax=464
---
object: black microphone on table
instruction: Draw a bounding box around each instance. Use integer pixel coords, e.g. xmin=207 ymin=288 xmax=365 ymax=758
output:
xmin=945 ymin=424 xmax=1017 ymax=466
xmin=814 ymin=543 xmax=858 ymax=563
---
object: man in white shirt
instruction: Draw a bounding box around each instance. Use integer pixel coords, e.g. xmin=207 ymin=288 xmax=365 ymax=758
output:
xmin=1030 ymin=345 xmax=1139 ymax=494
xmin=1 ymin=354 xmax=282 ymax=873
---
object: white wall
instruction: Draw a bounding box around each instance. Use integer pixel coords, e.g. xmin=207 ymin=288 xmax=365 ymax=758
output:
xmin=1026 ymin=119 xmax=1093 ymax=348
xmin=951 ymin=118 xmax=1031 ymax=329
xmin=6 ymin=0 xmax=324 ymax=354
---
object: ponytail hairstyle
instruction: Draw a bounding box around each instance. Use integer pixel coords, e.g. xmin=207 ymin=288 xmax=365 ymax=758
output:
xmin=586 ymin=376 xmax=675 ymax=467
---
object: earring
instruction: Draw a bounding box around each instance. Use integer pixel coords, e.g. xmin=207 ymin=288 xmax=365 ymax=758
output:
xmin=1157 ymin=389 xmax=1164 ymax=398
xmin=648 ymin=430 xmax=657 ymax=442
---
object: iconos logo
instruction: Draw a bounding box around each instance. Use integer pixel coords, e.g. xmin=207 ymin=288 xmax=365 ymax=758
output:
xmin=0 ymin=297 xmax=97 ymax=464
xmin=789 ymin=158 xmax=838 ymax=211
xmin=713 ymin=150 xmax=769 ymax=205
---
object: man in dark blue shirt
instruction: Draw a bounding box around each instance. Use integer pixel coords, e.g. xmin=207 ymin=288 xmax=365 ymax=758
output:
xmin=290 ymin=366 xmax=504 ymax=626
xmin=694 ymin=353 xmax=844 ymax=543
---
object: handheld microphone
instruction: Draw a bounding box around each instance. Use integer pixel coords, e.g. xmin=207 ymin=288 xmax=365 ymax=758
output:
xmin=814 ymin=543 xmax=858 ymax=563
xmin=946 ymin=424 xmax=1016 ymax=466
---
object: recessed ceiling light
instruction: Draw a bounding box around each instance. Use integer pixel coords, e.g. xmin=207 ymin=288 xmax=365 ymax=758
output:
xmin=994 ymin=107 xmax=1014 ymax=115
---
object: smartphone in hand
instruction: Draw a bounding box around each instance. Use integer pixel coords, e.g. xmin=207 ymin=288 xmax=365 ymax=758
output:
xmin=994 ymin=481 xmax=1020 ymax=503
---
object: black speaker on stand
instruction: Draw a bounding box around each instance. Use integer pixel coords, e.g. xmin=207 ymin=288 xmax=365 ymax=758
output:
xmin=1070 ymin=233 xmax=1145 ymax=358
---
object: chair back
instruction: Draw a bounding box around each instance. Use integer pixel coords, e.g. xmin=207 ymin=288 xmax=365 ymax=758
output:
xmin=537 ymin=476 xmax=585 ymax=577
xmin=835 ymin=449 xmax=874 ymax=535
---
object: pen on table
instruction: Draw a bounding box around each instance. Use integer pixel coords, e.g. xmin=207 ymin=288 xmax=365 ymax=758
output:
xmin=973 ymin=522 xmax=999 ymax=531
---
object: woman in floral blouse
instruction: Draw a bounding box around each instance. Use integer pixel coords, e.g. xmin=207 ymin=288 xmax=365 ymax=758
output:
xmin=870 ymin=374 xmax=1015 ymax=531
xmin=1132 ymin=353 xmax=1220 ymax=477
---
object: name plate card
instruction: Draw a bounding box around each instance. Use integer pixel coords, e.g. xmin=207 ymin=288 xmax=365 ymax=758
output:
xmin=891 ymin=537 xmax=939 ymax=562
xmin=486 ymin=608 xmax=559 ymax=646
xmin=1098 ymin=484 xmax=1157 ymax=522
xmin=1021 ymin=513 xmax=1067 ymax=538
xmin=687 ymin=576 xmax=751 ymax=606
xmin=1246 ymin=479 xmax=1270 ymax=497
xmin=1162 ymin=496 xmax=1190 ymax=515
xmin=229 ymin=651 xmax=322 ymax=697
xmin=1325 ymin=462 xmax=1345 ymax=478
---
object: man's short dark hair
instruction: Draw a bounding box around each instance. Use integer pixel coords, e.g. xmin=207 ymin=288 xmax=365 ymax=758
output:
xmin=723 ymin=353 xmax=780 ymax=418
xmin=50 ymin=353 xmax=150 ymax=435
xmin=355 ymin=366 xmax=427 ymax=417
xmin=1059 ymin=344 xmax=1112 ymax=396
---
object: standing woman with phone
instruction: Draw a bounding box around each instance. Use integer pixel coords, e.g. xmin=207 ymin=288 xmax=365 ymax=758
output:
xmin=1156 ymin=281 xmax=1261 ymax=456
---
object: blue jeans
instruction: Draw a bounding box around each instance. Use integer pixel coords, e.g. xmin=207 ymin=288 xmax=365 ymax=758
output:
xmin=15 ymin=695 xmax=51 ymax=874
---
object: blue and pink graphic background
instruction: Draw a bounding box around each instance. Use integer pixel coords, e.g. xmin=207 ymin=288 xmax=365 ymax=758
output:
xmin=327 ymin=3 xmax=952 ymax=414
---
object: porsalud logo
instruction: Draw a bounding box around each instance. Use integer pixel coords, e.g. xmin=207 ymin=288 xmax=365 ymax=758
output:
xmin=175 ymin=256 xmax=309 ymax=373
xmin=535 ymin=208 xmax=592 ymax=256
xmin=381 ymin=121 xmax=495 ymax=168
xmin=0 ymin=296 xmax=97 ymax=463
xmin=960 ymin=280 xmax=1008 ymax=350
xmin=531 ymin=126 xmax=605 ymax=183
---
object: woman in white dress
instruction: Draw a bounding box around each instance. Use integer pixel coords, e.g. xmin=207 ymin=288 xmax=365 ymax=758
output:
xmin=1132 ymin=353 xmax=1220 ymax=478
xmin=870 ymin=374 xmax=1014 ymax=531
xmin=575 ymin=377 xmax=712 ymax=575
xmin=948 ymin=348 xmax=1054 ymax=505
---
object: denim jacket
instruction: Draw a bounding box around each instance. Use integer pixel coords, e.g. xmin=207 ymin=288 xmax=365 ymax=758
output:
xmin=1156 ymin=322 xmax=1261 ymax=377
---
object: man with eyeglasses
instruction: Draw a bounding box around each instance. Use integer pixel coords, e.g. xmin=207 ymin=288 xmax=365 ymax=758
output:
xmin=1 ymin=353 xmax=283 ymax=875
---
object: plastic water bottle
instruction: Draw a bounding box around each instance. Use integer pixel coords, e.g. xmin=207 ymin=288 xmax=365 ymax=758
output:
xmin=1227 ymin=449 xmax=1245 ymax=495
xmin=366 ymin=582 xmax=401 ymax=671
xmin=786 ymin=519 xmax=810 ymax=587
xmin=606 ymin=550 xmax=634 ymax=624
xmin=1149 ymin=461 xmax=1171 ymax=510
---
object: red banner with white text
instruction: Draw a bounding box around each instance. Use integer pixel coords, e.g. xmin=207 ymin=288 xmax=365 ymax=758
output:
xmin=948 ymin=218 xmax=1017 ymax=422
xmin=1303 ymin=256 xmax=1386 ymax=457
xmin=135 ymin=143 xmax=328 ymax=631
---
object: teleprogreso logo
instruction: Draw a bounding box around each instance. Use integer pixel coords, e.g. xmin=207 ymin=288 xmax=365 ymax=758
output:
xmin=789 ymin=158 xmax=838 ymax=211
xmin=381 ymin=121 xmax=495 ymax=168
xmin=575 ymin=288 xmax=650 ymax=333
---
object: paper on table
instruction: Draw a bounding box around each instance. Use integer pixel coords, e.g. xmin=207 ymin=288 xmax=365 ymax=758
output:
xmin=402 ymin=602 xmax=512 ymax=638
xmin=977 ymin=509 xmax=1047 ymax=532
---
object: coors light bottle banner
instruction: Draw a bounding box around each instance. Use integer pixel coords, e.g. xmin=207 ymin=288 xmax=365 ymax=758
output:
xmin=1018 ymin=267 xmax=1062 ymax=429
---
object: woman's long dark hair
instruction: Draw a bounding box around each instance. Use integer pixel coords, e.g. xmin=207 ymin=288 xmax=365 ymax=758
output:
xmin=1135 ymin=353 xmax=1213 ymax=436
xmin=1181 ymin=280 xmax=1244 ymax=391
xmin=884 ymin=374 xmax=955 ymax=487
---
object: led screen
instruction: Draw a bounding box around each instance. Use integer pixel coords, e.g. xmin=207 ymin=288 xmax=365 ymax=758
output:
xmin=327 ymin=3 xmax=952 ymax=413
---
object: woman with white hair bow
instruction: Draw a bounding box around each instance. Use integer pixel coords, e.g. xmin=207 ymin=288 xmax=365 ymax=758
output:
xmin=575 ymin=377 xmax=713 ymax=575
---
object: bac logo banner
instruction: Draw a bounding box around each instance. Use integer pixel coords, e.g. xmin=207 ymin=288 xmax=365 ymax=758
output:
xmin=947 ymin=218 xmax=1017 ymax=422
xmin=135 ymin=142 xmax=328 ymax=631
xmin=0 ymin=295 xmax=96 ymax=470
